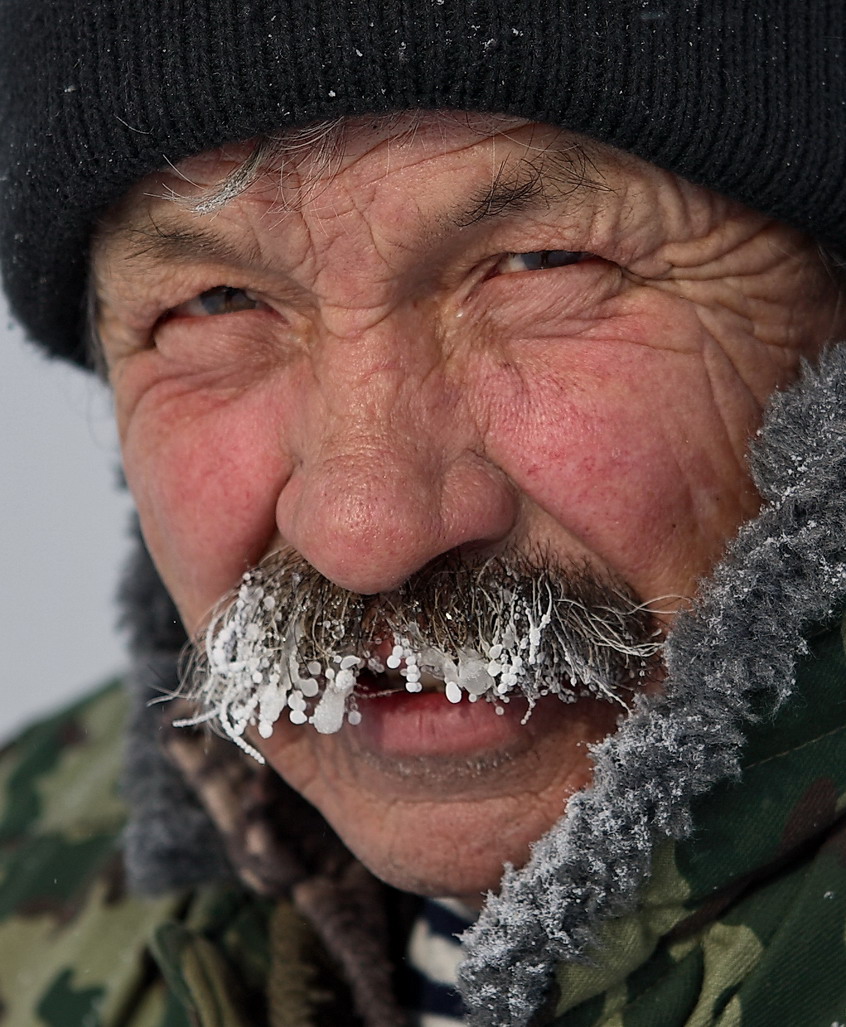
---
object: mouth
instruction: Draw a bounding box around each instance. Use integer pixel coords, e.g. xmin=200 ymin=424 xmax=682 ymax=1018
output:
xmin=176 ymin=631 xmax=646 ymax=762
xmin=270 ymin=660 xmax=628 ymax=767
xmin=352 ymin=640 xmax=484 ymax=703
xmin=356 ymin=667 xmax=450 ymax=697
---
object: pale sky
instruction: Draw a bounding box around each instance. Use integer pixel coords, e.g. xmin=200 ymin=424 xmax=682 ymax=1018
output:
xmin=1 ymin=299 xmax=133 ymax=741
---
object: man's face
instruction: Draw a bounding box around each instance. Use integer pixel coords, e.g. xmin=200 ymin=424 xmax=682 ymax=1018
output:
xmin=94 ymin=113 xmax=841 ymax=901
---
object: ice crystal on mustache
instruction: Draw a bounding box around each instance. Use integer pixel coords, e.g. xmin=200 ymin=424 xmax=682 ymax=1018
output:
xmin=174 ymin=552 xmax=664 ymax=762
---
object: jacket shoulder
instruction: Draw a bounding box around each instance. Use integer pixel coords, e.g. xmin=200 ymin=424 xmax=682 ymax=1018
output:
xmin=0 ymin=681 xmax=129 ymax=846
xmin=0 ymin=682 xmax=187 ymax=1026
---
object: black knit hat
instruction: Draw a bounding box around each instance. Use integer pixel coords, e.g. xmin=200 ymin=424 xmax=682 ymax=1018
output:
xmin=1 ymin=1 xmax=845 ymax=367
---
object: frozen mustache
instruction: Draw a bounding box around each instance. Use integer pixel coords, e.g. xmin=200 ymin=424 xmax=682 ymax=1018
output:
xmin=174 ymin=550 xmax=665 ymax=762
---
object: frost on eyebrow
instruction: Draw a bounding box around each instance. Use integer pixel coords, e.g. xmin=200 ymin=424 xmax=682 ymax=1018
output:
xmin=182 ymin=121 xmax=349 ymax=216
xmin=118 ymin=118 xmax=611 ymax=250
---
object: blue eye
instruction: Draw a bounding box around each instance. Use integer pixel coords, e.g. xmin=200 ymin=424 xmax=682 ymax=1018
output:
xmin=171 ymin=286 xmax=266 ymax=317
xmin=494 ymin=250 xmax=588 ymax=275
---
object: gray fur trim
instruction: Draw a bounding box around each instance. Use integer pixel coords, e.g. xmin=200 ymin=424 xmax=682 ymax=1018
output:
xmin=120 ymin=529 xmax=234 ymax=893
xmin=458 ymin=345 xmax=846 ymax=1026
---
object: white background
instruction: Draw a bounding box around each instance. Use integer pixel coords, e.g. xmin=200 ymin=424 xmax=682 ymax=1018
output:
xmin=0 ymin=298 xmax=133 ymax=742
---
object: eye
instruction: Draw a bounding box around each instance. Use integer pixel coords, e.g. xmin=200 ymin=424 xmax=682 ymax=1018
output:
xmin=168 ymin=286 xmax=268 ymax=318
xmin=492 ymin=250 xmax=589 ymax=275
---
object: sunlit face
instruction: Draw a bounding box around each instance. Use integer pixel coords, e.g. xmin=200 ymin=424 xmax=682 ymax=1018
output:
xmin=93 ymin=112 xmax=842 ymax=902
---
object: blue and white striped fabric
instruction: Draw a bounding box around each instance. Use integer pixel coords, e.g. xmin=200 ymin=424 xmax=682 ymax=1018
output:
xmin=404 ymin=898 xmax=476 ymax=1026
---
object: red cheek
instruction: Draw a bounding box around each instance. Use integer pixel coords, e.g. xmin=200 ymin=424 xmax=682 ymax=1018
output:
xmin=479 ymin=341 xmax=742 ymax=592
xmin=121 ymin=382 xmax=293 ymax=623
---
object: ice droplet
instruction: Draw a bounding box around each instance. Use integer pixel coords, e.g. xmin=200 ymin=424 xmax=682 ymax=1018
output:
xmin=312 ymin=685 xmax=348 ymax=734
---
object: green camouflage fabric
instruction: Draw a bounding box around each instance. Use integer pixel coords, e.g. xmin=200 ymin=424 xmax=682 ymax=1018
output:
xmin=1 ymin=614 xmax=845 ymax=1026
xmin=0 ymin=684 xmax=360 ymax=1027
xmin=540 ymin=617 xmax=846 ymax=1027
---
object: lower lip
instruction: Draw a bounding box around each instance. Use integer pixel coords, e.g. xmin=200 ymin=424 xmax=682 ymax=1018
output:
xmin=348 ymin=687 xmax=537 ymax=757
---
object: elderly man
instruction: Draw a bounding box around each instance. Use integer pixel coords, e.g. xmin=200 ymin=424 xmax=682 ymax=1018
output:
xmin=2 ymin=3 xmax=846 ymax=1026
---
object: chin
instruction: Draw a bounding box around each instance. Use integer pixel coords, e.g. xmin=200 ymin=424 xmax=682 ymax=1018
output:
xmin=331 ymin=798 xmax=541 ymax=902
xmin=365 ymin=852 xmax=505 ymax=906
xmin=256 ymin=691 xmax=621 ymax=902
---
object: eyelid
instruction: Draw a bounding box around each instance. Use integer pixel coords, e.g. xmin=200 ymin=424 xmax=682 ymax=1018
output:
xmin=167 ymin=285 xmax=269 ymax=319
xmin=154 ymin=250 xmax=593 ymax=325
xmin=493 ymin=250 xmax=590 ymax=276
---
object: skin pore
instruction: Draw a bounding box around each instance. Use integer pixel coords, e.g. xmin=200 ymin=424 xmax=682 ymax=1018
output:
xmin=93 ymin=112 xmax=844 ymax=903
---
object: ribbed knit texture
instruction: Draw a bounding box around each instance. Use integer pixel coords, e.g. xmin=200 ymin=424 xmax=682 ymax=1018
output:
xmin=1 ymin=1 xmax=845 ymax=365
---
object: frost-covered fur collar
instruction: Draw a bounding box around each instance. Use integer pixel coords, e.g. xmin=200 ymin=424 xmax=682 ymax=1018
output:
xmin=121 ymin=346 xmax=846 ymax=1027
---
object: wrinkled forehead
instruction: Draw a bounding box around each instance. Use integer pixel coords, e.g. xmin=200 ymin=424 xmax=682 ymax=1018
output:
xmin=98 ymin=110 xmax=632 ymax=232
xmin=182 ymin=110 xmax=529 ymax=178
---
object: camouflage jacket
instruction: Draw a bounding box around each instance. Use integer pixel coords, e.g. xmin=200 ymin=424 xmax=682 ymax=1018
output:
xmin=1 ymin=612 xmax=845 ymax=1027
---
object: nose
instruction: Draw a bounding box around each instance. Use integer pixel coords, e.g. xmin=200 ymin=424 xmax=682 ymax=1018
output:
xmin=274 ymin=329 xmax=519 ymax=595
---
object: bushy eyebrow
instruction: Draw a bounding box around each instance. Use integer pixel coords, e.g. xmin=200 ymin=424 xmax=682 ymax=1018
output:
xmin=107 ymin=219 xmax=263 ymax=270
xmin=449 ymin=145 xmax=608 ymax=229
xmin=101 ymin=142 xmax=609 ymax=270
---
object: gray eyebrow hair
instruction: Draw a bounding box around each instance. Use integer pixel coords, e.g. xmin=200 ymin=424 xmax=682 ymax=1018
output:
xmin=100 ymin=139 xmax=610 ymax=269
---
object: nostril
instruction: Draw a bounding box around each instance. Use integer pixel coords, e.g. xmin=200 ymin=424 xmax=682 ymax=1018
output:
xmin=275 ymin=446 xmax=519 ymax=595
